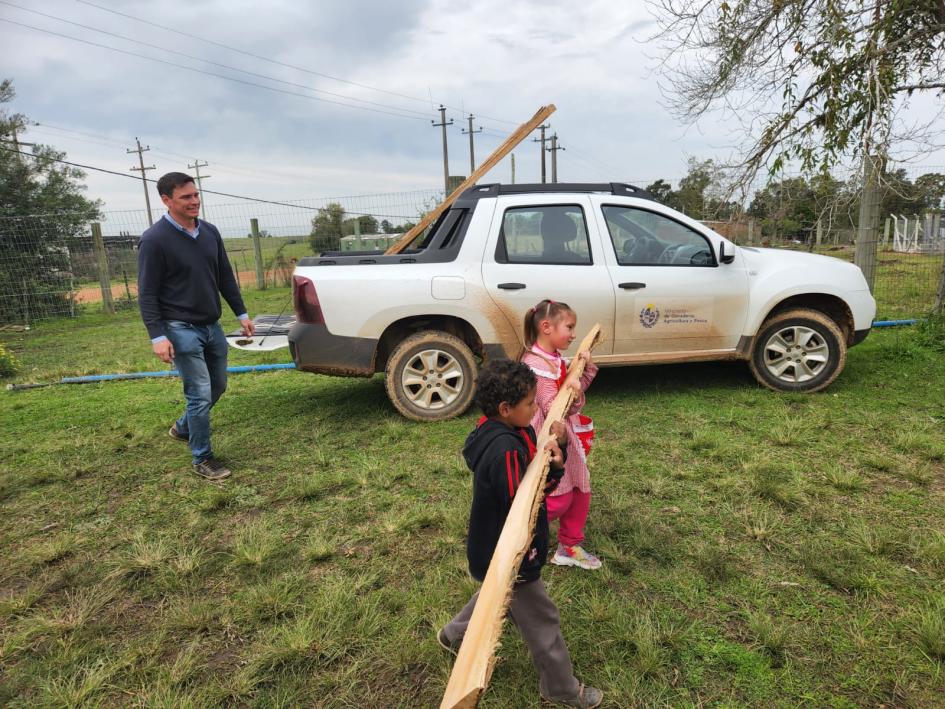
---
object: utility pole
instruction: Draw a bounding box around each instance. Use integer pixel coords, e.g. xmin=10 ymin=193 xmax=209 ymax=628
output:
xmin=127 ymin=137 xmax=156 ymax=225
xmin=187 ymin=159 xmax=211 ymax=221
xmin=546 ymin=133 xmax=565 ymax=183
xmin=431 ymin=105 xmax=453 ymax=194
xmin=532 ymin=124 xmax=551 ymax=183
xmin=511 ymin=153 xmax=516 ymax=184
xmin=1 ymin=119 xmax=35 ymax=165
xmin=1 ymin=138 xmax=35 ymax=165
xmin=461 ymin=113 xmax=482 ymax=175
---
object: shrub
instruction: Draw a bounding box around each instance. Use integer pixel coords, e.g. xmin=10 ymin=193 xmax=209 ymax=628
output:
xmin=0 ymin=342 xmax=21 ymax=378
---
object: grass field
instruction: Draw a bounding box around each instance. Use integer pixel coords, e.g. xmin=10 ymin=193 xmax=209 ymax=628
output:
xmin=2 ymin=296 xmax=944 ymax=706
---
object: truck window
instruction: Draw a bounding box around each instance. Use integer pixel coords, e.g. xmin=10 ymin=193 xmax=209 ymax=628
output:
xmin=601 ymin=205 xmax=716 ymax=267
xmin=496 ymin=205 xmax=592 ymax=265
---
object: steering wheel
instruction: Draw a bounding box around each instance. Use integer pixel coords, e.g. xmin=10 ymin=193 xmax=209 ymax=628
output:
xmin=657 ymin=243 xmax=682 ymax=264
xmin=622 ymin=233 xmax=658 ymax=263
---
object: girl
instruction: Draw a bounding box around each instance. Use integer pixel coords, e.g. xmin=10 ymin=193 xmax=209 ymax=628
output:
xmin=521 ymin=299 xmax=601 ymax=570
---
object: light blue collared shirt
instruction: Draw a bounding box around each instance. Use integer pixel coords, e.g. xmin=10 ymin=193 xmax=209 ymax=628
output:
xmin=151 ymin=212 xmax=248 ymax=345
xmin=163 ymin=211 xmax=200 ymax=238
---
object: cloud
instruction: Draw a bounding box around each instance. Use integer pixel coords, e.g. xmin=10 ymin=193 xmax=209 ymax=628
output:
xmin=3 ymin=0 xmax=943 ymax=215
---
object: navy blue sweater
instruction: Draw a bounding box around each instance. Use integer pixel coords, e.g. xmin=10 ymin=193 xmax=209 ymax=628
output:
xmin=137 ymin=217 xmax=246 ymax=340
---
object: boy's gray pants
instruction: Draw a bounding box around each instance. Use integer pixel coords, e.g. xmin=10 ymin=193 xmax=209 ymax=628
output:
xmin=442 ymin=578 xmax=581 ymax=701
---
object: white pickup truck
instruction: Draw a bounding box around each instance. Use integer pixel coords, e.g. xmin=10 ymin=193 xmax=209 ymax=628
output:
xmin=287 ymin=183 xmax=875 ymax=421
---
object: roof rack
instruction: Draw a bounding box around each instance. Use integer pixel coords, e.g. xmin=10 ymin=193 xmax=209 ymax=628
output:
xmin=456 ymin=182 xmax=658 ymax=205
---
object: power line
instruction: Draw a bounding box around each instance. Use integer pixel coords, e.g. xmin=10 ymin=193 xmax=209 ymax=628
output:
xmin=0 ymin=145 xmax=415 ymax=217
xmin=74 ymin=0 xmax=520 ymax=127
xmin=0 ymin=18 xmax=429 ymax=121
xmin=74 ymin=0 xmax=432 ymax=107
xmin=0 ymin=1 xmax=433 ymax=119
xmin=30 ymin=123 xmax=320 ymax=183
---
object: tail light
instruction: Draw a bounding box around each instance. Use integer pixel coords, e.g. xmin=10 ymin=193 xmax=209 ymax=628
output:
xmin=292 ymin=275 xmax=325 ymax=324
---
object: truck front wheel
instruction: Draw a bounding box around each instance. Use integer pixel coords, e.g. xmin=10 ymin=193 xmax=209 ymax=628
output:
xmin=749 ymin=308 xmax=847 ymax=393
xmin=385 ymin=330 xmax=478 ymax=421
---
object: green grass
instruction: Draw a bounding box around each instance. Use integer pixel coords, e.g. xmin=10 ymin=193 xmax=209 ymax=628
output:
xmin=2 ymin=313 xmax=945 ymax=705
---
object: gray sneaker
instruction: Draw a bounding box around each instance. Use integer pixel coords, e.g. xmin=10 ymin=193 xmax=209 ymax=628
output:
xmin=541 ymin=684 xmax=603 ymax=708
xmin=436 ymin=627 xmax=461 ymax=656
xmin=169 ymin=424 xmax=189 ymax=442
xmin=193 ymin=457 xmax=231 ymax=480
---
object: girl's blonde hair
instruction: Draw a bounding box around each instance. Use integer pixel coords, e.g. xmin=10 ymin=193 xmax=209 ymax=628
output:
xmin=523 ymin=298 xmax=574 ymax=349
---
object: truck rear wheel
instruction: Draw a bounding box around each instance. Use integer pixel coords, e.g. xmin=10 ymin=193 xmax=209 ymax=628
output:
xmin=749 ymin=308 xmax=847 ymax=393
xmin=384 ymin=330 xmax=477 ymax=421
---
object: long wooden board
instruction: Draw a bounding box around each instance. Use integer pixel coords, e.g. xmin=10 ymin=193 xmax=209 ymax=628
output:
xmin=440 ymin=325 xmax=602 ymax=709
xmin=385 ymin=104 xmax=557 ymax=255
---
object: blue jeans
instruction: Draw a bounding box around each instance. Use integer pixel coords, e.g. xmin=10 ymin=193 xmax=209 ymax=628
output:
xmin=165 ymin=320 xmax=228 ymax=464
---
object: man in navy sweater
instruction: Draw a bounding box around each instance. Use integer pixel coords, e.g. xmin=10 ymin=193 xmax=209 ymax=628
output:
xmin=138 ymin=172 xmax=254 ymax=480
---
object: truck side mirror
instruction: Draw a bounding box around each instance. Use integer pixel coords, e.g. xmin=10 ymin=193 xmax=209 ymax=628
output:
xmin=719 ymin=241 xmax=736 ymax=264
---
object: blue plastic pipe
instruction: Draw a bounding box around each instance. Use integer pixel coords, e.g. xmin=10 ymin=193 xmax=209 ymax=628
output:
xmin=873 ymin=319 xmax=919 ymax=327
xmin=8 ymin=363 xmax=295 ymax=390
xmin=60 ymin=363 xmax=296 ymax=383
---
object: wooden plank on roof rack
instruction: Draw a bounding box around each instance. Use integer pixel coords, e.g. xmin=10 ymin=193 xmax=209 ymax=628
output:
xmin=385 ymin=104 xmax=557 ymax=255
xmin=439 ymin=324 xmax=602 ymax=709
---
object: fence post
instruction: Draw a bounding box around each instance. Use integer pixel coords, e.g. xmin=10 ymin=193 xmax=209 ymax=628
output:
xmin=22 ymin=278 xmax=30 ymax=327
xmin=854 ymin=154 xmax=880 ymax=290
xmin=91 ymin=222 xmax=114 ymax=314
xmin=934 ymin=247 xmax=945 ymax=316
xmin=250 ymin=218 xmax=266 ymax=290
xmin=67 ymin=245 xmax=75 ymax=318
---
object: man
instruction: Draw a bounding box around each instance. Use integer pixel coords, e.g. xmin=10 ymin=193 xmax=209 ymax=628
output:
xmin=137 ymin=172 xmax=255 ymax=480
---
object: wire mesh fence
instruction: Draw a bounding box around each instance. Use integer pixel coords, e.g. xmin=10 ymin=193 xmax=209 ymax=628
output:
xmin=705 ymin=212 xmax=945 ymax=319
xmin=1 ymin=190 xmax=943 ymax=380
xmin=0 ymin=189 xmax=442 ymax=324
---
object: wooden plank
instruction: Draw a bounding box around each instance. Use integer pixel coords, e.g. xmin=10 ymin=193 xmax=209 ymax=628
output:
xmin=440 ymin=324 xmax=602 ymax=709
xmin=385 ymin=104 xmax=557 ymax=255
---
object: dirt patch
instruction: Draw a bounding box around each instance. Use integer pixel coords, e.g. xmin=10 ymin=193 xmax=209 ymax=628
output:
xmin=74 ymin=270 xmax=261 ymax=304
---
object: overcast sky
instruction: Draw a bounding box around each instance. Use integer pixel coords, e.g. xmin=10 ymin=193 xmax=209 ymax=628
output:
xmin=3 ymin=0 xmax=944 ymax=219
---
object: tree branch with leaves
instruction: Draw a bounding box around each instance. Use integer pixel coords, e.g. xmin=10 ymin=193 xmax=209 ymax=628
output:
xmin=649 ymin=0 xmax=945 ymax=185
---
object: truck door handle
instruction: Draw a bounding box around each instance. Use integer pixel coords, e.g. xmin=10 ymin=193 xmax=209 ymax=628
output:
xmin=498 ymin=282 xmax=526 ymax=290
xmin=619 ymin=282 xmax=646 ymax=290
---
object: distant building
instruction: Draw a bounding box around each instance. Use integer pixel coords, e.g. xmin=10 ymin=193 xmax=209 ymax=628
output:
xmin=339 ymin=233 xmax=402 ymax=252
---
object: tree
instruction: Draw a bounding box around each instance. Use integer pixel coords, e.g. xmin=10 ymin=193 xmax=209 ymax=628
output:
xmin=878 ymin=169 xmax=945 ymax=216
xmin=0 ymin=79 xmax=101 ymax=321
xmin=651 ymin=1 xmax=945 ymax=182
xmin=380 ymin=218 xmax=416 ymax=234
xmin=649 ymin=159 xmax=741 ymax=219
xmin=341 ymin=214 xmax=379 ymax=236
xmin=651 ymin=1 xmax=945 ymax=285
xmin=912 ymin=172 xmax=945 ymax=211
xmin=644 ymin=178 xmax=673 ymax=202
xmin=308 ymin=202 xmax=345 ymax=253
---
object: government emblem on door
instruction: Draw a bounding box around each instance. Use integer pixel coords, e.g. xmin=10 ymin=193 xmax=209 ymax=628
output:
xmin=639 ymin=304 xmax=660 ymax=329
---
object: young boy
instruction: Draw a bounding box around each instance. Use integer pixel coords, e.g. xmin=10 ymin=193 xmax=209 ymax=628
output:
xmin=437 ymin=359 xmax=603 ymax=708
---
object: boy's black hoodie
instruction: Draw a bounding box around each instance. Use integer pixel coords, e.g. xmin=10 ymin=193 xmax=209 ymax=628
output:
xmin=462 ymin=418 xmax=566 ymax=584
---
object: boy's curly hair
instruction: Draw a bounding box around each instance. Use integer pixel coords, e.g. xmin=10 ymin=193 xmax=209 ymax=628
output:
xmin=475 ymin=359 xmax=536 ymax=417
